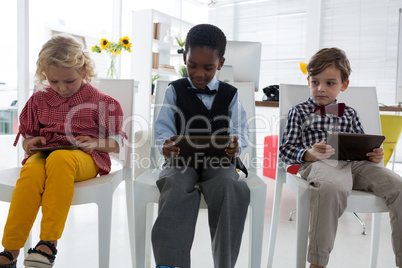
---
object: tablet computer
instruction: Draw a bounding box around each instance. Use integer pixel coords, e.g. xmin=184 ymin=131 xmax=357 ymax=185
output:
xmin=170 ymin=135 xmax=232 ymax=168
xmin=326 ymin=133 xmax=385 ymax=161
xmin=29 ymin=145 xmax=79 ymax=152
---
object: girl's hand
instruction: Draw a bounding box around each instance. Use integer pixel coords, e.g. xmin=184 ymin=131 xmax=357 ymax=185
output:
xmin=225 ymin=136 xmax=239 ymax=157
xmin=75 ymin=136 xmax=98 ymax=154
xmin=303 ymin=141 xmax=335 ymax=162
xmin=162 ymin=137 xmax=180 ymax=158
xmin=366 ymin=147 xmax=384 ymax=164
xmin=24 ymin=136 xmax=46 ymax=156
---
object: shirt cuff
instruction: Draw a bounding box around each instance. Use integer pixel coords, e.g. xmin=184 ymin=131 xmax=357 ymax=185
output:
xmin=298 ymin=149 xmax=308 ymax=163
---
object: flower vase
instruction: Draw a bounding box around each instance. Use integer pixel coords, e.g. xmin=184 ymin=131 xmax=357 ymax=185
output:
xmin=107 ymin=54 xmax=118 ymax=79
xmin=164 ymin=30 xmax=174 ymax=44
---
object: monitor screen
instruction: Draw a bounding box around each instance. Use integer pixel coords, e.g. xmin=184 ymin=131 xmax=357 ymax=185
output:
xmin=217 ymin=41 xmax=262 ymax=92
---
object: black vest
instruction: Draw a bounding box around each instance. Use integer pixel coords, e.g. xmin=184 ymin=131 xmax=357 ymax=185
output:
xmin=171 ymin=78 xmax=237 ymax=136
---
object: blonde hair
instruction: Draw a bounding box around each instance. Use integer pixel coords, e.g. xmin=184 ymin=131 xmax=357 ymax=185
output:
xmin=307 ymin=47 xmax=352 ymax=83
xmin=35 ymin=33 xmax=96 ymax=87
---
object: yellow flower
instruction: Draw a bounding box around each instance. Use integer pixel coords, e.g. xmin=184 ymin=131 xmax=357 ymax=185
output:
xmin=300 ymin=62 xmax=308 ymax=75
xmin=91 ymin=45 xmax=101 ymax=53
xmin=111 ymin=49 xmax=121 ymax=55
xmin=100 ymin=38 xmax=111 ymax=49
xmin=120 ymin=36 xmax=132 ymax=49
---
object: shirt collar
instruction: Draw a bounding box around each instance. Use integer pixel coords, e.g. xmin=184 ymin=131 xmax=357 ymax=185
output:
xmin=308 ymin=97 xmax=339 ymax=106
xmin=187 ymin=77 xmax=219 ymax=91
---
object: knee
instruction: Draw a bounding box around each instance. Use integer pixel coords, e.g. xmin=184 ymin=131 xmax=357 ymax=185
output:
xmin=21 ymin=159 xmax=46 ymax=178
xmin=386 ymin=181 xmax=402 ymax=206
xmin=19 ymin=162 xmax=46 ymax=187
xmin=206 ymin=171 xmax=250 ymax=200
xmin=311 ymin=180 xmax=349 ymax=200
xmin=46 ymin=150 xmax=77 ymax=169
xmin=157 ymin=168 xmax=197 ymax=194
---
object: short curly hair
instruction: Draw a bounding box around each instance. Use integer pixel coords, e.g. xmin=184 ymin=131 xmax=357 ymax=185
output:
xmin=35 ymin=33 xmax=97 ymax=88
xmin=307 ymin=47 xmax=352 ymax=83
xmin=185 ymin=24 xmax=227 ymax=59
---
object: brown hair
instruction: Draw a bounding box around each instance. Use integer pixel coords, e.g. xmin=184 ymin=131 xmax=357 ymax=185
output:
xmin=35 ymin=33 xmax=96 ymax=88
xmin=307 ymin=47 xmax=351 ymax=83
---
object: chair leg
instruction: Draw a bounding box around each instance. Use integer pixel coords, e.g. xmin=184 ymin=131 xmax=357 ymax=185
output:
xmin=289 ymin=209 xmax=296 ymax=221
xmin=267 ymin=178 xmax=284 ymax=268
xmin=295 ymin=191 xmax=310 ymax=268
xmin=145 ymin=204 xmax=155 ymax=268
xmin=352 ymin=212 xmax=366 ymax=235
xmin=134 ymin=183 xmax=155 ymax=268
xmin=249 ymin=186 xmax=266 ymax=268
xmin=98 ymin=198 xmax=113 ymax=268
xmin=369 ymin=213 xmax=382 ymax=268
xmin=125 ymin=177 xmax=136 ymax=267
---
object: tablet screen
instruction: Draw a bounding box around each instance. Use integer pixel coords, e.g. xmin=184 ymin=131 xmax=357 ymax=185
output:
xmin=170 ymin=135 xmax=232 ymax=168
xmin=326 ymin=133 xmax=385 ymax=161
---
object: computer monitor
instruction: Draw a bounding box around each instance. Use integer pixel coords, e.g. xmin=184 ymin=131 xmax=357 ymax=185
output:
xmin=217 ymin=41 xmax=262 ymax=92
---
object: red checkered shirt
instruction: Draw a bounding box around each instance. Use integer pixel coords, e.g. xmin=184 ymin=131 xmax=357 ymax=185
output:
xmin=14 ymin=83 xmax=127 ymax=175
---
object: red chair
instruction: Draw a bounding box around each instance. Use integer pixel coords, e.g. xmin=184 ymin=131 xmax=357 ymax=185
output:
xmin=263 ymin=135 xmax=278 ymax=179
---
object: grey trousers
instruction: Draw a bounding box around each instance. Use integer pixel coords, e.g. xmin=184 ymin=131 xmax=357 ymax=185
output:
xmin=151 ymin=164 xmax=250 ymax=268
xmin=299 ymin=160 xmax=402 ymax=267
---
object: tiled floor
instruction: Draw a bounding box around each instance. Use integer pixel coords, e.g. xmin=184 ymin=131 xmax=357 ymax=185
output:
xmin=0 ymin=167 xmax=398 ymax=267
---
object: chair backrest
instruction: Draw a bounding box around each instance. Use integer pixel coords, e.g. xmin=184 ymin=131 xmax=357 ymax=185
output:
xmin=92 ymin=78 xmax=135 ymax=169
xmin=150 ymin=80 xmax=257 ymax=173
xmin=150 ymin=79 xmax=171 ymax=169
xmin=231 ymin=82 xmax=257 ymax=174
xmin=278 ymin=83 xmax=381 ymax=171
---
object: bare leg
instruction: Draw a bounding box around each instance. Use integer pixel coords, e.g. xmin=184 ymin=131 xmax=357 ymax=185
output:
xmin=0 ymin=249 xmax=19 ymax=264
xmin=35 ymin=240 xmax=57 ymax=254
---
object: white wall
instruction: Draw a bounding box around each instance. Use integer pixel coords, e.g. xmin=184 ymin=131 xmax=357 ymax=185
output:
xmin=208 ymin=0 xmax=402 ymax=105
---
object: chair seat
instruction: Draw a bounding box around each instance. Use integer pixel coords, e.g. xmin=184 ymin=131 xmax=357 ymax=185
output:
xmin=0 ymin=166 xmax=129 ymax=205
xmin=0 ymin=168 xmax=21 ymax=201
xmin=135 ymin=169 xmax=267 ymax=209
xmin=287 ymin=173 xmax=389 ymax=213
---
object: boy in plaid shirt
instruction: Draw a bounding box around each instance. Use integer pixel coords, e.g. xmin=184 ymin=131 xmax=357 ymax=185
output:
xmin=280 ymin=47 xmax=402 ymax=268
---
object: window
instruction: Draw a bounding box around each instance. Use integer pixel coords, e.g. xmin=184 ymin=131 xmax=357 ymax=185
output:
xmin=320 ymin=0 xmax=401 ymax=105
xmin=208 ymin=0 xmax=308 ymax=100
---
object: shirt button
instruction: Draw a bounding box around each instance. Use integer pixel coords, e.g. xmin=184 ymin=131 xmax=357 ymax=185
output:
xmin=60 ymin=125 xmax=64 ymax=130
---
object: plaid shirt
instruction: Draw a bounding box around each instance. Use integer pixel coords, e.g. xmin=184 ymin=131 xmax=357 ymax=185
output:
xmin=14 ymin=83 xmax=127 ymax=175
xmin=279 ymin=97 xmax=364 ymax=165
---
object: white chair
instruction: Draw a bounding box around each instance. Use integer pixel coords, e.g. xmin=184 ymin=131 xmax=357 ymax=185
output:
xmin=267 ymin=84 xmax=390 ymax=268
xmin=133 ymin=80 xmax=267 ymax=268
xmin=0 ymin=78 xmax=135 ymax=268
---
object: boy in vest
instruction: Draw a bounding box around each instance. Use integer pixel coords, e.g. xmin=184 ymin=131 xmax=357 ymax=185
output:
xmin=152 ymin=24 xmax=250 ymax=268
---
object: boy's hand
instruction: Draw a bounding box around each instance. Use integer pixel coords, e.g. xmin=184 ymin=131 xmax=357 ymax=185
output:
xmin=24 ymin=136 xmax=46 ymax=156
xmin=225 ymin=136 xmax=239 ymax=157
xmin=303 ymin=141 xmax=335 ymax=162
xmin=366 ymin=147 xmax=384 ymax=164
xmin=75 ymin=136 xmax=98 ymax=154
xmin=162 ymin=137 xmax=180 ymax=158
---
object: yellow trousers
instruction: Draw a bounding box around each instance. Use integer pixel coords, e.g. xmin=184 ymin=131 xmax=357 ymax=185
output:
xmin=2 ymin=149 xmax=98 ymax=250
